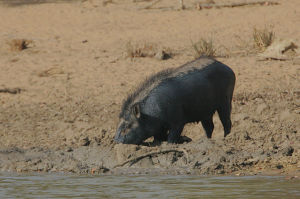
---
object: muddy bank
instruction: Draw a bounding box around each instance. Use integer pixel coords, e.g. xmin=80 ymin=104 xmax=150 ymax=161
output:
xmin=1 ymin=128 xmax=299 ymax=175
xmin=1 ymin=74 xmax=299 ymax=175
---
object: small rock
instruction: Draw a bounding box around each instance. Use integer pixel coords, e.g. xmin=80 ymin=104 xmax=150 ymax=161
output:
xmin=282 ymin=146 xmax=294 ymax=156
xmin=135 ymin=146 xmax=141 ymax=151
xmin=285 ymin=176 xmax=298 ymax=180
xmin=217 ymin=170 xmax=225 ymax=174
xmin=91 ymin=167 xmax=109 ymax=174
xmin=215 ymin=164 xmax=224 ymax=170
xmin=194 ymin=161 xmax=202 ymax=169
xmin=80 ymin=137 xmax=90 ymax=146
xmin=242 ymin=131 xmax=251 ymax=140
xmin=279 ymin=110 xmax=292 ymax=121
xmin=225 ymin=148 xmax=234 ymax=155
xmin=276 ymin=164 xmax=284 ymax=169
xmin=256 ymin=103 xmax=268 ymax=115
xmin=235 ymin=172 xmax=245 ymax=176
xmin=100 ymin=167 xmax=110 ymax=173
xmin=155 ymin=50 xmax=171 ymax=60
xmin=219 ymin=156 xmax=226 ymax=162
xmin=245 ymin=157 xmax=259 ymax=165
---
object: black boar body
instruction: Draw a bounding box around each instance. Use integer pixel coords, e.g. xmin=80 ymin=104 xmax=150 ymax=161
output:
xmin=115 ymin=57 xmax=235 ymax=144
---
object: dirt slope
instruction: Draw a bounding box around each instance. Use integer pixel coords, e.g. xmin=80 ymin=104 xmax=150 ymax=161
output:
xmin=0 ymin=0 xmax=299 ymax=175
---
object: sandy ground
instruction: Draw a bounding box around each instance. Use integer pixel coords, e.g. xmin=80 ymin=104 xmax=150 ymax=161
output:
xmin=0 ymin=0 xmax=299 ymax=176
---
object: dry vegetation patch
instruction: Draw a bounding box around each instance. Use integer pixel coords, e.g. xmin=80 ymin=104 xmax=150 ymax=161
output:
xmin=37 ymin=67 xmax=65 ymax=77
xmin=234 ymin=26 xmax=276 ymax=56
xmin=0 ymin=87 xmax=22 ymax=94
xmin=7 ymin=39 xmax=33 ymax=51
xmin=125 ymin=41 xmax=173 ymax=60
xmin=191 ymin=38 xmax=216 ymax=58
xmin=253 ymin=26 xmax=275 ymax=52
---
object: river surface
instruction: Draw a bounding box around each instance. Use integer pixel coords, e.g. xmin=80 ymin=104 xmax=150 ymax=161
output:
xmin=0 ymin=174 xmax=299 ymax=199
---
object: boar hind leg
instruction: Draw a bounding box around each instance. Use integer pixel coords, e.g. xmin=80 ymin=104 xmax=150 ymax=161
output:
xmin=201 ymin=117 xmax=214 ymax=138
xmin=167 ymin=125 xmax=184 ymax=143
xmin=217 ymin=100 xmax=232 ymax=137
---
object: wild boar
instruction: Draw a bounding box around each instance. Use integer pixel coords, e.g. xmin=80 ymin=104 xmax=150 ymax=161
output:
xmin=114 ymin=57 xmax=235 ymax=144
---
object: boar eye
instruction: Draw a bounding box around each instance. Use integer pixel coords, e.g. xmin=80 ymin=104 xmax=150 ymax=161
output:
xmin=132 ymin=103 xmax=141 ymax=119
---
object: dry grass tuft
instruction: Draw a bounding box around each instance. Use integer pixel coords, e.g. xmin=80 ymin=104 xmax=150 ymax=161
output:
xmin=192 ymin=38 xmax=216 ymax=58
xmin=253 ymin=27 xmax=275 ymax=52
xmin=7 ymin=39 xmax=32 ymax=51
xmin=126 ymin=41 xmax=157 ymax=58
xmin=37 ymin=67 xmax=65 ymax=77
xmin=125 ymin=41 xmax=173 ymax=60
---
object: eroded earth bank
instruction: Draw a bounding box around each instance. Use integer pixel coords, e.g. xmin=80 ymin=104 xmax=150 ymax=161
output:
xmin=0 ymin=0 xmax=299 ymax=176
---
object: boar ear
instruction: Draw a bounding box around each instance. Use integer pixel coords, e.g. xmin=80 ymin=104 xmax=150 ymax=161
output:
xmin=132 ymin=103 xmax=141 ymax=119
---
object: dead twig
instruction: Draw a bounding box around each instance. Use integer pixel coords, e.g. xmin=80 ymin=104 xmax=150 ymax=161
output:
xmin=143 ymin=0 xmax=162 ymax=9
xmin=141 ymin=0 xmax=184 ymax=10
xmin=179 ymin=0 xmax=184 ymax=9
xmin=196 ymin=1 xmax=278 ymax=10
xmin=133 ymin=0 xmax=153 ymax=2
xmin=113 ymin=149 xmax=189 ymax=168
xmin=0 ymin=88 xmax=22 ymax=94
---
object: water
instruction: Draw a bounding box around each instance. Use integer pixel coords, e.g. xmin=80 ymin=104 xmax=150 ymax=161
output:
xmin=0 ymin=174 xmax=299 ymax=199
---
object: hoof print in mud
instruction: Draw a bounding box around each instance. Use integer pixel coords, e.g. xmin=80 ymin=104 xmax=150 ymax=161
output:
xmin=114 ymin=56 xmax=236 ymax=145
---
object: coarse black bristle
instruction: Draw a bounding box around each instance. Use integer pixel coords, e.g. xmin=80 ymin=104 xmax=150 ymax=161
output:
xmin=119 ymin=56 xmax=214 ymax=118
xmin=119 ymin=68 xmax=174 ymax=118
